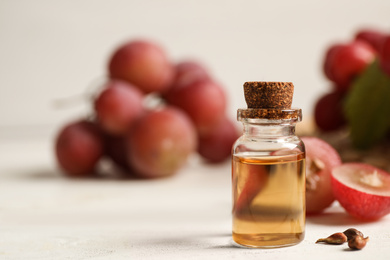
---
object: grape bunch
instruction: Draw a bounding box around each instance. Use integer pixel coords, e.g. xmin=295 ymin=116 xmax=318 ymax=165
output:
xmin=315 ymin=28 xmax=390 ymax=134
xmin=55 ymin=40 xmax=239 ymax=178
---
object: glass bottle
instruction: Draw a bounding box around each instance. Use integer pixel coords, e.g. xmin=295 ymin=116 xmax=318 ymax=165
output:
xmin=232 ymin=82 xmax=306 ymax=248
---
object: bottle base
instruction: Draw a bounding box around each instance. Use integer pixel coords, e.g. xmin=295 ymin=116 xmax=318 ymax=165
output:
xmin=232 ymin=232 xmax=304 ymax=248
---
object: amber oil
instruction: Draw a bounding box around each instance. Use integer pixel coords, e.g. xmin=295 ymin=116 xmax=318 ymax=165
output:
xmin=232 ymin=152 xmax=305 ymax=248
xmin=232 ymin=81 xmax=305 ymax=248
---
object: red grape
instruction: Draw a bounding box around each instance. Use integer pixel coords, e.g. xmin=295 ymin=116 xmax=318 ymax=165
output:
xmin=94 ymin=80 xmax=144 ymax=136
xmin=198 ymin=117 xmax=239 ymax=163
xmin=323 ymin=44 xmax=344 ymax=82
xmin=164 ymin=79 xmax=226 ymax=134
xmin=379 ymin=35 xmax=390 ymax=76
xmin=355 ymin=28 xmax=386 ymax=52
xmin=108 ymin=40 xmax=174 ymax=93
xmin=104 ymin=134 xmax=132 ymax=173
xmin=323 ymin=41 xmax=376 ymax=91
xmin=314 ymin=90 xmax=346 ymax=132
xmin=55 ymin=120 xmax=104 ymax=177
xmin=170 ymin=60 xmax=210 ymax=90
xmin=126 ymin=106 xmax=197 ymax=178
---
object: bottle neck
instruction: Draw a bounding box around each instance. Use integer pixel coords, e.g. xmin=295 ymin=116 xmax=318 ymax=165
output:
xmin=237 ymin=108 xmax=302 ymax=139
xmin=243 ymin=121 xmax=296 ymax=138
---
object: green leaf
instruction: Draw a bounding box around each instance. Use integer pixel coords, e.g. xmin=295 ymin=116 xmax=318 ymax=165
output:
xmin=345 ymin=60 xmax=390 ymax=149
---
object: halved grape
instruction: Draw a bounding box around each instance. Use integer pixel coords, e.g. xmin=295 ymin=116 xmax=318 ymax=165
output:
xmin=332 ymin=163 xmax=390 ymax=220
xmin=301 ymin=137 xmax=342 ymax=214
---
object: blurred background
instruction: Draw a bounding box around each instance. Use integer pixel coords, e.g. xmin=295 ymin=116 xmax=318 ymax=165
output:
xmin=1 ymin=0 xmax=389 ymax=140
xmin=1 ymin=1 xmax=390 ymax=258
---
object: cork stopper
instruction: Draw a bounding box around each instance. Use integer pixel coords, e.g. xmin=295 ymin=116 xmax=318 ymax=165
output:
xmin=244 ymin=81 xmax=294 ymax=109
xmin=239 ymin=81 xmax=301 ymax=120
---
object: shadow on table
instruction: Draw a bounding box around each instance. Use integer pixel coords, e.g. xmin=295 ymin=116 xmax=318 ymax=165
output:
xmin=1 ymin=165 xmax=151 ymax=182
xmin=132 ymin=232 xmax=235 ymax=248
xmin=207 ymin=243 xmax=250 ymax=250
xmin=306 ymin=212 xmax=375 ymax=226
xmin=1 ymin=166 xmax=58 ymax=179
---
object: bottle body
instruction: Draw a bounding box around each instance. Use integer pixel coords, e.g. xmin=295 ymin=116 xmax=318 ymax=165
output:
xmin=232 ymin=116 xmax=305 ymax=248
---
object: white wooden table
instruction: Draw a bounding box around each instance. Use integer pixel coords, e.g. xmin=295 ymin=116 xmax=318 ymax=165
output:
xmin=1 ymin=137 xmax=389 ymax=259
